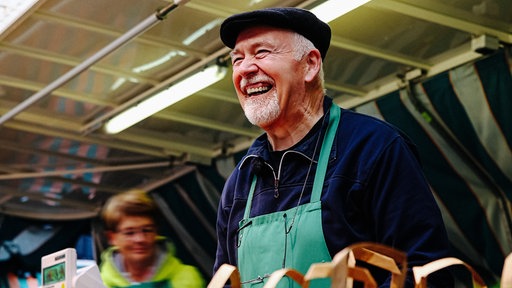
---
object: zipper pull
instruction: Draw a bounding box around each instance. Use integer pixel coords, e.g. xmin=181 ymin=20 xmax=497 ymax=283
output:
xmin=274 ymin=178 xmax=279 ymax=198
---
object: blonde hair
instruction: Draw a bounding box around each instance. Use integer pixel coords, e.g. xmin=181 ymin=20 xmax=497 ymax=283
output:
xmin=101 ymin=189 xmax=157 ymax=231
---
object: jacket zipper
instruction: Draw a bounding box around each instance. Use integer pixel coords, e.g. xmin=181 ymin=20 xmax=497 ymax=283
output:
xmin=241 ymin=151 xmax=316 ymax=199
xmin=261 ymin=161 xmax=279 ymax=198
xmin=274 ymin=150 xmax=315 ymax=198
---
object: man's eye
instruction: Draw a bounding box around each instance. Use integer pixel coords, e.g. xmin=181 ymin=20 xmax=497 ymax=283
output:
xmin=255 ymin=50 xmax=270 ymax=58
xmin=232 ymin=57 xmax=242 ymax=65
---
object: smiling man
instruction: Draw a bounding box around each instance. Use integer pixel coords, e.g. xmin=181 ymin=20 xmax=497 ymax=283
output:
xmin=214 ymin=7 xmax=452 ymax=288
xmin=100 ymin=189 xmax=204 ymax=288
xmin=230 ymin=25 xmax=324 ymax=151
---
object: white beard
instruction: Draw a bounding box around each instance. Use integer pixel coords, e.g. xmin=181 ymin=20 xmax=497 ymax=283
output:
xmin=243 ymin=91 xmax=280 ymax=127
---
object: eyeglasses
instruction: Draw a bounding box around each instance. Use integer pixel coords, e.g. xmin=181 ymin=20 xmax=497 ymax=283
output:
xmin=116 ymin=226 xmax=157 ymax=238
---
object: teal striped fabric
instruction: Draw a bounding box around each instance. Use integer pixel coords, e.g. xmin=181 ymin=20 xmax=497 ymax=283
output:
xmin=355 ymin=48 xmax=512 ymax=286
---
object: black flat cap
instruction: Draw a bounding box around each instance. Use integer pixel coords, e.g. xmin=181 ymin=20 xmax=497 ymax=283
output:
xmin=220 ymin=7 xmax=331 ymax=59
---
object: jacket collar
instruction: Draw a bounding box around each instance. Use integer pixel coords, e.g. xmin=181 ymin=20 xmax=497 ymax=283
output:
xmin=239 ymin=97 xmax=334 ymax=170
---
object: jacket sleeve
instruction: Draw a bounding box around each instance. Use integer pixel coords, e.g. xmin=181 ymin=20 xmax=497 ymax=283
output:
xmin=213 ymin=172 xmax=236 ymax=275
xmin=367 ymin=135 xmax=452 ymax=287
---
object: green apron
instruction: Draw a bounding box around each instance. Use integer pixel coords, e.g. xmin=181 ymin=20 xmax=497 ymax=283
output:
xmin=237 ymin=104 xmax=341 ymax=288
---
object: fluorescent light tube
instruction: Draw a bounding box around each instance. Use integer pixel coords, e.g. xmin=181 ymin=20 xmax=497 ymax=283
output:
xmin=310 ymin=0 xmax=371 ymax=23
xmin=104 ymin=64 xmax=227 ymax=134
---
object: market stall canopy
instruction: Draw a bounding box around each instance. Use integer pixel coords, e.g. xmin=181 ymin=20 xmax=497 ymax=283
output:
xmin=0 ymin=0 xmax=510 ymax=218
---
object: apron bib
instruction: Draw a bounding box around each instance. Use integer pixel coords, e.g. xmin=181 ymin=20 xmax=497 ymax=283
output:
xmin=237 ymin=104 xmax=341 ymax=288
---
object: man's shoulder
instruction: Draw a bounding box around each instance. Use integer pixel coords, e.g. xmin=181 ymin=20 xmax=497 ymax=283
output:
xmin=341 ymin=107 xmax=394 ymax=127
xmin=339 ymin=108 xmax=404 ymax=139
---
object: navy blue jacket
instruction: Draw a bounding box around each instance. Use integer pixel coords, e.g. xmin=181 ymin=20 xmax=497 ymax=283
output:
xmin=214 ymin=97 xmax=451 ymax=286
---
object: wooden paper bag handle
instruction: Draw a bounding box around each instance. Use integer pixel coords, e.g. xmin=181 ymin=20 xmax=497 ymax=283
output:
xmin=412 ymin=257 xmax=487 ymax=288
xmin=306 ymin=252 xmax=377 ymax=288
xmin=208 ymin=264 xmax=241 ymax=288
xmin=502 ymin=253 xmax=512 ymax=288
xmin=262 ymin=268 xmax=307 ymax=288
xmin=347 ymin=242 xmax=408 ymax=288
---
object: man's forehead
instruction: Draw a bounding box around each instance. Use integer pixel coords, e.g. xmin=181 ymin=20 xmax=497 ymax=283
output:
xmin=232 ymin=27 xmax=294 ymax=50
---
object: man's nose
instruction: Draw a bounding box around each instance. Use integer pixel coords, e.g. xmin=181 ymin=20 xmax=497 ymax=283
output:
xmin=235 ymin=57 xmax=258 ymax=75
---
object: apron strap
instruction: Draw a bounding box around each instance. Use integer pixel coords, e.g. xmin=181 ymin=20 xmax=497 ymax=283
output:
xmin=243 ymin=175 xmax=258 ymax=219
xmin=311 ymin=103 xmax=341 ymax=202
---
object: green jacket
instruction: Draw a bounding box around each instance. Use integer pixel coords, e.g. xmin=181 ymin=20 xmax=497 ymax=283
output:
xmin=100 ymin=239 xmax=205 ymax=288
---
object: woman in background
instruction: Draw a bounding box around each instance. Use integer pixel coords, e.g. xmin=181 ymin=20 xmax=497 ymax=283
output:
xmin=100 ymin=189 xmax=204 ymax=288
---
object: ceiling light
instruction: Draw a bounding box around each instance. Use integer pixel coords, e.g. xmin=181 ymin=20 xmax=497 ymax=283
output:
xmin=133 ymin=50 xmax=187 ymax=73
xmin=0 ymin=0 xmax=39 ymax=36
xmin=104 ymin=64 xmax=228 ymax=134
xmin=310 ymin=0 xmax=371 ymax=23
xmin=182 ymin=19 xmax=223 ymax=46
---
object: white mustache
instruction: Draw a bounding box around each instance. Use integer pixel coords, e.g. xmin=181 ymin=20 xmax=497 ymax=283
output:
xmin=240 ymin=75 xmax=273 ymax=90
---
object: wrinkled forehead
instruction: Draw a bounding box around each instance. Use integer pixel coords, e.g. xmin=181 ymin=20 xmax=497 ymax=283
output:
xmin=230 ymin=26 xmax=296 ymax=53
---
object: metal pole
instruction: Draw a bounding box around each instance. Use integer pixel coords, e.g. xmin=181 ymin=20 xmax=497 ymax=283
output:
xmin=0 ymin=161 xmax=172 ymax=180
xmin=0 ymin=2 xmax=182 ymax=125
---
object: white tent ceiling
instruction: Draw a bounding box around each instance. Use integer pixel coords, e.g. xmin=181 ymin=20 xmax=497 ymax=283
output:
xmin=0 ymin=0 xmax=510 ymax=218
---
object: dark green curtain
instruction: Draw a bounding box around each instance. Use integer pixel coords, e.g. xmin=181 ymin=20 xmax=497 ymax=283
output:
xmin=355 ymin=48 xmax=512 ymax=286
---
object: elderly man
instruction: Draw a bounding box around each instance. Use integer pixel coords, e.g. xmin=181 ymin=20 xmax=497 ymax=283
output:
xmin=214 ymin=7 xmax=452 ymax=288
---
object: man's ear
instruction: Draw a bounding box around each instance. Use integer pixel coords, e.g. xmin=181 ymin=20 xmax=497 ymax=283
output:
xmin=304 ymin=49 xmax=322 ymax=82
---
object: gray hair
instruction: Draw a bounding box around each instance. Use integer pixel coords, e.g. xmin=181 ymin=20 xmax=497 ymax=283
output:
xmin=292 ymin=33 xmax=325 ymax=88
